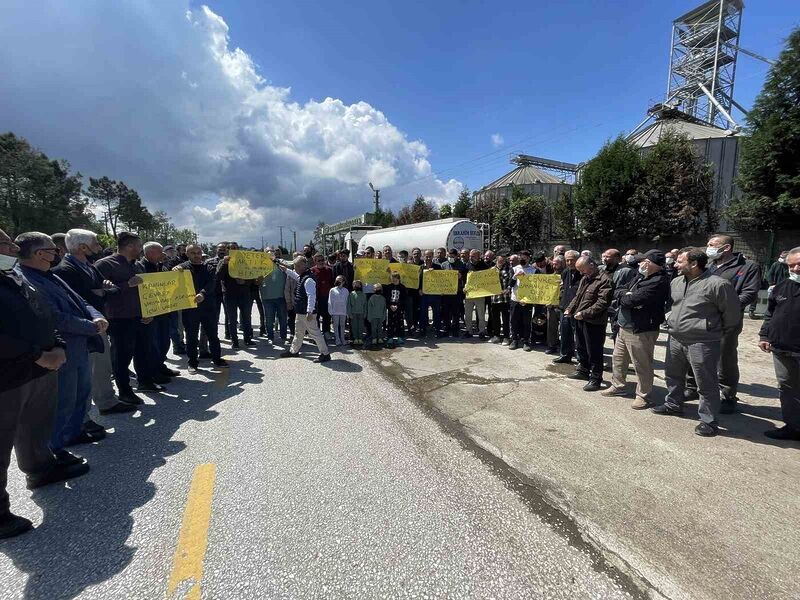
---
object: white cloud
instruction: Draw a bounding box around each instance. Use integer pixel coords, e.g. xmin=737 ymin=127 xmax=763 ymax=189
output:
xmin=491 ymin=133 xmax=504 ymax=148
xmin=0 ymin=2 xmax=461 ymax=244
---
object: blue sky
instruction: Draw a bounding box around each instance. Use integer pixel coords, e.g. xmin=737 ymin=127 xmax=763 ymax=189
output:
xmin=0 ymin=0 xmax=797 ymax=244
xmin=206 ymin=0 xmax=798 ymax=196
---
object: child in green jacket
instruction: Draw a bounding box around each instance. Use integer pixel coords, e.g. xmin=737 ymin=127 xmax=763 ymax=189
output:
xmin=367 ymin=284 xmax=387 ymax=347
xmin=347 ymin=280 xmax=367 ymax=345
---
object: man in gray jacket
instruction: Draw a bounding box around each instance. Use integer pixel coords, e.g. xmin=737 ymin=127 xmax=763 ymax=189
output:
xmin=652 ymin=247 xmax=741 ymax=436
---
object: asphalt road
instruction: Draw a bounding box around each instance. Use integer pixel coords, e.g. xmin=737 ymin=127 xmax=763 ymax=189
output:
xmin=0 ymin=332 xmax=640 ymax=600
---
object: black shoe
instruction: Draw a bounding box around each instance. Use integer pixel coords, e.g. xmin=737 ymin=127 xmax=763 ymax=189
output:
xmin=231 ymin=341 xmax=240 ymax=349
xmin=279 ymin=351 xmax=300 ymax=358
xmin=54 ymin=449 xmax=85 ymax=466
xmin=101 ymin=401 xmax=139 ymax=415
xmin=523 ymin=344 xmax=532 ymax=352
xmin=720 ymin=400 xmax=738 ymax=414
xmin=151 ymin=374 xmax=171 ymax=384
xmin=583 ymin=380 xmax=602 ymax=392
xmin=315 ymin=353 xmax=331 ymax=363
xmin=83 ymin=419 xmax=106 ymax=434
xmin=651 ymin=403 xmax=684 ymax=417
xmin=198 ymin=351 xmax=212 ymax=359
xmin=160 ymin=367 xmax=180 ymax=377
xmin=463 ymin=332 xmax=473 ymax=339
xmin=567 ymin=371 xmax=590 ymax=381
xmin=764 ymin=426 xmax=800 ymax=441
xmin=478 ymin=332 xmax=487 ymax=340
xmin=684 ymin=389 xmax=699 ymax=401
xmin=260 ymin=328 xmax=267 ymax=337
xmin=695 ymin=422 xmax=719 ymax=437
xmin=213 ymin=359 xmax=229 ymax=368
xmin=508 ymin=340 xmax=519 ymax=350
xmin=0 ymin=513 xmax=34 ymax=539
xmin=545 ymin=347 xmax=559 ymax=355
xmin=27 ymin=461 xmax=89 ymax=490
xmin=552 ymin=356 xmax=572 ymax=364
xmin=137 ymin=382 xmax=164 ymax=392
xmin=67 ymin=429 xmax=106 ymax=445
xmin=244 ymin=339 xmax=257 ymax=347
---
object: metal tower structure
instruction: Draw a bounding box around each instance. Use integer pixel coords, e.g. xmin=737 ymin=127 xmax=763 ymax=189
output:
xmin=666 ymin=0 xmax=744 ymax=129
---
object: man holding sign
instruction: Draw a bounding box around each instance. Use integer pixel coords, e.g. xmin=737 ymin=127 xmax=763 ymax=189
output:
xmin=217 ymin=243 xmax=256 ymax=348
xmin=463 ymin=250 xmax=491 ymax=339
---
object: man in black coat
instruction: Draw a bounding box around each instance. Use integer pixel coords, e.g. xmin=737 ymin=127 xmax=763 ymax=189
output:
xmin=758 ymin=247 xmax=800 ymax=441
xmin=602 ymin=250 xmax=671 ymax=409
xmin=553 ymin=250 xmax=583 ymax=364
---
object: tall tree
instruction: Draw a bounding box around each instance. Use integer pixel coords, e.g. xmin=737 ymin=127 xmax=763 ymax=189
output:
xmin=452 ymin=187 xmax=472 ymax=217
xmin=552 ymin=191 xmax=577 ymax=240
xmin=493 ymin=186 xmax=546 ymax=251
xmin=726 ymin=27 xmax=800 ymax=230
xmin=86 ymin=176 xmax=121 ymax=237
xmin=396 ymin=195 xmax=439 ymax=225
xmin=438 ymin=203 xmax=452 ymax=218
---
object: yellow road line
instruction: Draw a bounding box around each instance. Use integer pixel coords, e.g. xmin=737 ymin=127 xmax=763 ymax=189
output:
xmin=167 ymin=463 xmax=217 ymax=600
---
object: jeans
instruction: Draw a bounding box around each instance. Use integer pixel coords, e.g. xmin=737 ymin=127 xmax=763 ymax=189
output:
xmin=772 ymin=351 xmax=800 ymax=430
xmin=665 ymin=337 xmax=721 ymax=424
xmin=418 ymin=295 xmax=441 ymax=333
xmin=108 ymin=318 xmax=156 ymax=394
xmin=509 ymin=301 xmax=532 ymax=342
xmin=559 ymin=313 xmax=582 ymax=360
xmin=575 ymin=320 xmax=606 ymax=382
xmin=53 ymin=350 xmax=90 ymax=450
xmin=488 ymin=303 xmax=510 ymax=338
xmin=440 ymin=296 xmax=460 ymax=334
xmin=225 ymin=291 xmax=253 ymax=344
xmin=263 ymin=297 xmax=288 ymax=340
xmin=183 ymin=307 xmax=221 ymax=367
xmin=405 ymin=292 xmax=419 ymax=332
xmin=168 ymin=310 xmax=185 ymax=351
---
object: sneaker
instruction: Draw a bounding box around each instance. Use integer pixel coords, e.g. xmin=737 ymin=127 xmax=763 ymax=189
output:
xmin=583 ymin=380 xmax=602 ymax=392
xmin=244 ymin=339 xmax=257 ymax=347
xmin=651 ymin=403 xmax=684 ymax=417
xmin=631 ymin=397 xmax=650 ymax=410
xmin=508 ymin=340 xmax=518 ymax=350
xmin=551 ymin=356 xmax=572 ymax=364
xmin=600 ymin=386 xmax=628 ymax=397
xmin=398 ymin=338 xmax=406 ymax=344
xmin=544 ymin=347 xmax=559 ymax=355
xmin=489 ymin=336 xmax=500 ymax=344
xmin=198 ymin=351 xmax=212 ymax=359
xmin=501 ymin=338 xmax=510 ymax=346
xmin=187 ymin=365 xmax=199 ymax=374
xmin=0 ymin=513 xmax=33 ymax=539
xmin=764 ymin=426 xmax=800 ymax=441
xmin=315 ymin=353 xmax=332 ymax=363
xmin=26 ymin=461 xmax=90 ymax=490
xmin=695 ymin=422 xmax=719 ymax=437
xmin=567 ymin=371 xmax=590 ymax=381
xmin=212 ymin=359 xmax=229 ymax=368
xmin=279 ymin=351 xmax=300 ymax=358
xmin=523 ymin=344 xmax=532 ymax=352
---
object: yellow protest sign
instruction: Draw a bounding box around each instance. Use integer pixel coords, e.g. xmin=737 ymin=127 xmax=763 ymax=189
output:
xmin=228 ymin=250 xmax=274 ymax=279
xmin=354 ymin=258 xmax=391 ymax=285
xmin=388 ymin=263 xmax=421 ymax=289
xmin=422 ymin=269 xmax=458 ymax=295
xmin=138 ymin=271 xmax=197 ymax=318
xmin=516 ymin=274 xmax=561 ymax=305
xmin=464 ymin=269 xmax=502 ymax=299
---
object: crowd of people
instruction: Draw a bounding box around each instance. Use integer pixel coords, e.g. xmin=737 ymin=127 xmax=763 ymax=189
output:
xmin=1 ymin=224 xmax=798 ymax=541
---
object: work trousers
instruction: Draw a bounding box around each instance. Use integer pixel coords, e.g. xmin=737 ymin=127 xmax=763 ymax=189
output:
xmin=263 ymin=297 xmax=288 ymax=341
xmin=0 ymin=372 xmax=58 ymax=517
xmin=488 ymin=303 xmax=510 ymax=339
xmin=150 ymin=314 xmax=171 ymax=370
xmin=290 ymin=313 xmax=329 ymax=355
xmin=509 ymin=301 xmax=532 ymax=342
xmin=440 ymin=296 xmax=460 ymax=335
xmin=687 ymin=319 xmax=743 ymax=403
xmin=559 ymin=314 xmax=583 ymax=361
xmin=53 ymin=350 xmax=90 ymax=451
xmin=168 ymin=310 xmax=185 ymax=351
xmin=350 ymin=314 xmax=365 ymax=341
xmin=200 ymin=295 xmax=225 ymax=352
xmin=464 ymin=297 xmax=487 ymax=334
xmin=418 ymin=295 xmax=441 ymax=333
xmin=387 ymin=306 xmax=405 ymax=339
xmin=546 ymin=306 xmax=560 ymax=350
xmin=89 ymin=331 xmax=116 ymax=412
xmin=225 ymin=291 xmax=253 ymax=344
xmin=773 ymin=351 xmax=800 ymax=431
xmin=665 ymin=337 xmax=721 ymax=424
xmin=316 ymin=295 xmax=331 ymax=334
xmin=575 ymin=320 xmax=606 ymax=382
xmin=332 ymin=315 xmax=347 ymax=345
xmin=108 ymin=318 xmax=155 ymax=394
xmin=183 ymin=308 xmax=221 ymax=367
xmin=611 ymin=328 xmax=659 ymax=400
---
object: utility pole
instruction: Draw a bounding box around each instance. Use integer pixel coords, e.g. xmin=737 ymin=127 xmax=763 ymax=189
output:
xmin=278 ymin=226 xmax=285 ymax=250
xmin=369 ymin=182 xmax=380 ymax=218
xmin=292 ymin=230 xmax=297 ymax=254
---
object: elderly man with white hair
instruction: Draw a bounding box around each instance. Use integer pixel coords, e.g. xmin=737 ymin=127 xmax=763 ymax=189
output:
xmin=53 ymin=230 xmax=135 ymax=424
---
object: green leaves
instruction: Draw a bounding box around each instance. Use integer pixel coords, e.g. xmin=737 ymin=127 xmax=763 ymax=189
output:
xmin=492 ymin=185 xmax=546 ymax=251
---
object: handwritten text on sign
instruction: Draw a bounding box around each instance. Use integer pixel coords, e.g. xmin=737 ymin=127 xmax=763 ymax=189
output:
xmin=516 ymin=274 xmax=561 ymax=305
xmin=354 ymin=258 xmax=391 ymax=285
xmin=138 ymin=271 xmax=197 ymax=318
xmin=228 ymin=250 xmax=274 ymax=279
xmin=464 ymin=269 xmax=502 ymax=299
xmin=388 ymin=263 xmax=421 ymax=289
xmin=422 ymin=269 xmax=458 ymax=295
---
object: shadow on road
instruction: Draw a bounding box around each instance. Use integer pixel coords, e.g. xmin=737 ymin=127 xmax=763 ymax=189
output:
xmin=0 ymin=357 xmax=263 ymax=600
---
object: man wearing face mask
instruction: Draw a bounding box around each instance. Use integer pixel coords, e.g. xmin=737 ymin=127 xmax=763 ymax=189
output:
xmin=758 ymin=247 xmax=800 ymax=440
xmin=696 ymin=234 xmax=762 ymax=413
xmin=602 ymin=250 xmax=670 ymax=408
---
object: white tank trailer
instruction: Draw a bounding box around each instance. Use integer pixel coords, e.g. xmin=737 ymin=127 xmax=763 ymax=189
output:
xmin=356 ymin=218 xmax=483 ymax=256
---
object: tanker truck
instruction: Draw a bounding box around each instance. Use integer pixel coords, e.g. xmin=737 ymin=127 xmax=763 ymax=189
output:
xmin=352 ymin=218 xmax=485 ymax=256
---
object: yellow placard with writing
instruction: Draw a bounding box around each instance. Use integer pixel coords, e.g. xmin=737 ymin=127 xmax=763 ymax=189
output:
xmin=422 ymin=269 xmax=458 ymax=295
xmin=228 ymin=250 xmax=274 ymax=279
xmin=388 ymin=263 xmax=421 ymax=289
xmin=516 ymin=274 xmax=561 ymax=305
xmin=354 ymin=258 xmax=391 ymax=285
xmin=138 ymin=271 xmax=197 ymax=318
xmin=464 ymin=269 xmax=502 ymax=299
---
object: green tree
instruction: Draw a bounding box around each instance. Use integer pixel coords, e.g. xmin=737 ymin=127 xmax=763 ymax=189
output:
xmin=86 ymin=176 xmax=122 ymax=237
xmin=396 ymin=195 xmax=439 ymax=225
xmin=438 ymin=203 xmax=452 ymax=218
xmin=726 ymin=28 xmax=800 ymax=230
xmin=631 ymin=131 xmax=716 ymax=238
xmin=493 ymin=186 xmax=546 ymax=251
xmin=552 ymin=191 xmax=577 ymax=240
xmin=452 ymin=187 xmax=472 ymax=217
xmin=573 ymin=136 xmax=643 ymax=241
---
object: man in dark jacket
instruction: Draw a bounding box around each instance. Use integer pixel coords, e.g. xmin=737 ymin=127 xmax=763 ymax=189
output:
xmin=553 ymin=251 xmax=584 ymax=365
xmin=565 ymin=256 xmax=613 ymax=391
xmin=463 ymin=249 xmax=490 ymax=339
xmin=699 ymin=234 xmax=762 ymax=413
xmin=216 ymin=242 xmax=255 ymax=348
xmin=602 ymin=250 xmax=670 ymax=408
xmin=332 ymin=249 xmax=355 ymax=291
xmin=0 ymin=229 xmax=88 ymax=539
xmin=175 ymin=245 xmax=229 ymax=371
xmin=758 ymin=247 xmax=800 ymax=441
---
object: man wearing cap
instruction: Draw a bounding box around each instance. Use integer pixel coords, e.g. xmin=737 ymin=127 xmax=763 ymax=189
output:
xmin=602 ymin=250 xmax=671 ymax=408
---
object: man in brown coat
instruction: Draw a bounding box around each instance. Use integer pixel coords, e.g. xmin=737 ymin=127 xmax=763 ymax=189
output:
xmin=565 ymin=256 xmax=613 ymax=391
